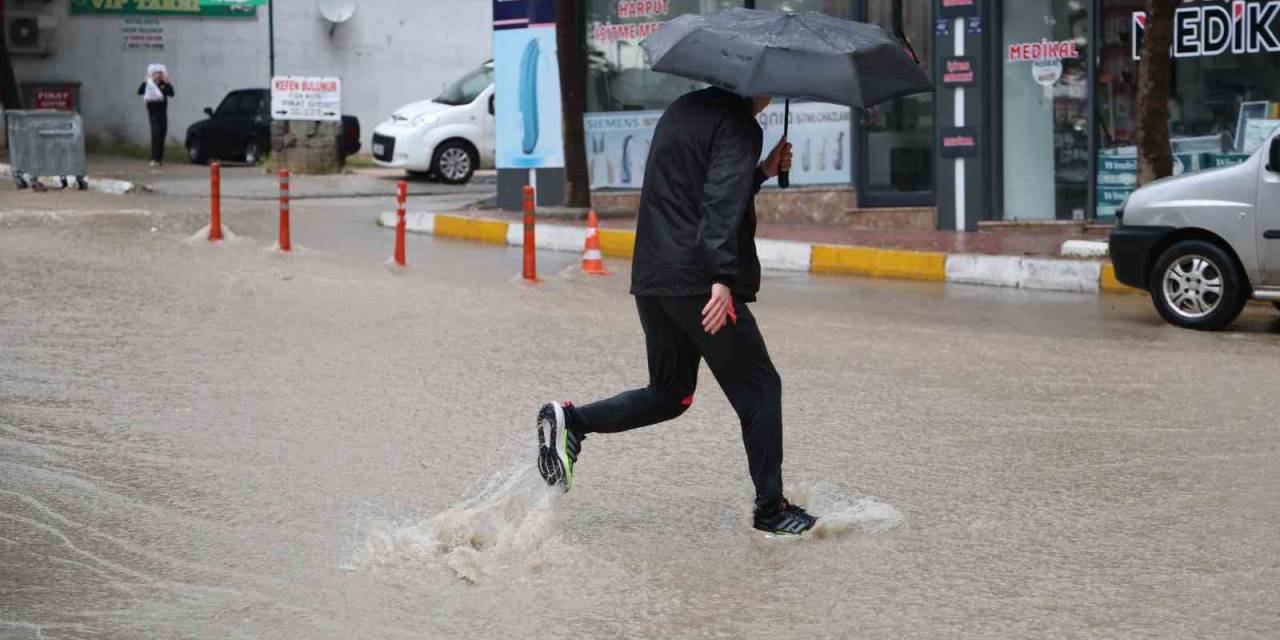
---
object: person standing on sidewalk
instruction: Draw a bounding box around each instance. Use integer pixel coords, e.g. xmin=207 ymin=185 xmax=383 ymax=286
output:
xmin=536 ymin=86 xmax=816 ymax=536
xmin=137 ymin=64 xmax=174 ymax=167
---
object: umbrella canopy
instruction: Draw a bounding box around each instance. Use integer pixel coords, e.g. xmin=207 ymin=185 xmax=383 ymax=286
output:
xmin=640 ymin=8 xmax=933 ymax=109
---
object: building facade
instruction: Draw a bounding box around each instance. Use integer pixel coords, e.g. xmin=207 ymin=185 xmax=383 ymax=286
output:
xmin=578 ymin=0 xmax=1280 ymax=227
xmin=5 ymin=0 xmax=491 ymax=152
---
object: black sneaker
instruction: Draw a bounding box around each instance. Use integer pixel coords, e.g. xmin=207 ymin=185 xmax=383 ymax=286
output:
xmin=753 ymin=499 xmax=817 ymax=536
xmin=536 ymin=402 xmax=584 ymax=492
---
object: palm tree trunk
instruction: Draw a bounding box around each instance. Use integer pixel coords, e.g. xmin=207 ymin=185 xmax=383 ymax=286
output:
xmin=1135 ymin=0 xmax=1174 ymax=186
xmin=556 ymin=0 xmax=590 ymax=208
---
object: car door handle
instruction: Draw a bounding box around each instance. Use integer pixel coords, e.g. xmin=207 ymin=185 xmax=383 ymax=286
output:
xmin=1264 ymin=230 xmax=1280 ymax=240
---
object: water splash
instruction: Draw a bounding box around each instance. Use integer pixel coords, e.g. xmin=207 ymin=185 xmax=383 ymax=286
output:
xmin=786 ymin=481 xmax=905 ymax=538
xmin=347 ymin=463 xmax=565 ymax=583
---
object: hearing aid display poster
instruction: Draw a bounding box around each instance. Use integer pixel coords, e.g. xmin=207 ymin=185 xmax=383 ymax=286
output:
xmin=583 ymin=101 xmax=851 ymax=189
xmin=493 ymin=0 xmax=564 ymax=169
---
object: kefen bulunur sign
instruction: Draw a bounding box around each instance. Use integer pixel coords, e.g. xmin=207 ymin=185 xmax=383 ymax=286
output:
xmin=271 ymin=76 xmax=341 ymax=122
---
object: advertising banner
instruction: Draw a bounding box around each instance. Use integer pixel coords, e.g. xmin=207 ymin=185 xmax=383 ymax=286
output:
xmin=271 ymin=76 xmax=341 ymax=122
xmin=494 ymin=0 xmax=564 ymax=169
xmin=72 ymin=0 xmax=265 ymax=18
xmin=583 ymin=101 xmax=852 ymax=189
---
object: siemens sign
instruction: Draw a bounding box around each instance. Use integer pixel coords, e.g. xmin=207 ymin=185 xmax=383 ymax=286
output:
xmin=1132 ymin=0 xmax=1280 ymax=60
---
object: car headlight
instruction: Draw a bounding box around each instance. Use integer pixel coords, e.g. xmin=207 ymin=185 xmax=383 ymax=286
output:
xmin=409 ymin=112 xmax=439 ymax=127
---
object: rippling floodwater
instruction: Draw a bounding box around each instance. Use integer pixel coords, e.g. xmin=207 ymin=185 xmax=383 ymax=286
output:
xmin=3 ymin=203 xmax=1279 ymax=639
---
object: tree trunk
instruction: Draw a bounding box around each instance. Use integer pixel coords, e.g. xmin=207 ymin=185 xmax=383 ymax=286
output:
xmin=1135 ymin=0 xmax=1174 ymax=186
xmin=556 ymin=0 xmax=590 ymax=208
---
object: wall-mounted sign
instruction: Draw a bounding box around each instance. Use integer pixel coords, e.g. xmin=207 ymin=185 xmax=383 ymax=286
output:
xmin=271 ymin=76 xmax=341 ymax=121
xmin=942 ymin=57 xmax=975 ymax=86
xmin=1132 ymin=1 xmax=1280 ymax=61
xmin=1031 ymin=59 xmax=1063 ymax=86
xmin=967 ymin=15 xmax=982 ymax=34
xmin=122 ymin=17 xmax=164 ymax=51
xmin=33 ymin=88 xmax=75 ymax=110
xmin=938 ymin=0 xmax=978 ymax=18
xmin=71 ymin=0 xmax=265 ymax=18
xmin=940 ymin=127 xmax=979 ymax=158
xmin=1007 ymin=39 xmax=1080 ymax=62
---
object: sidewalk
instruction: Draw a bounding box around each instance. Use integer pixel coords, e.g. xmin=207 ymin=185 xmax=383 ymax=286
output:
xmin=379 ymin=207 xmax=1134 ymax=296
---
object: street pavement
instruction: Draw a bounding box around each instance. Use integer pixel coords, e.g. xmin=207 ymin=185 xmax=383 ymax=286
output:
xmin=2 ymin=182 xmax=1279 ymax=639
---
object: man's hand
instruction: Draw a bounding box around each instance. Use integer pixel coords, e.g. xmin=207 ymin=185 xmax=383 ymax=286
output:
xmin=760 ymin=138 xmax=793 ymax=178
xmin=701 ymin=283 xmax=734 ymax=335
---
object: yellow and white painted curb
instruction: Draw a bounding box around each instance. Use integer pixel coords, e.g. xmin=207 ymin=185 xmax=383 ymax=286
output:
xmin=377 ymin=212 xmax=1142 ymax=295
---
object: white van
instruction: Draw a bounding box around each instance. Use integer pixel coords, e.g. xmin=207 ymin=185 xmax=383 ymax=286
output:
xmin=371 ymin=62 xmax=494 ymax=184
xmin=1110 ymin=127 xmax=1280 ymax=330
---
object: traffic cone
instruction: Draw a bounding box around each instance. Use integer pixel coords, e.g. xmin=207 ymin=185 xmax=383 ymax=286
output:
xmin=582 ymin=210 xmax=610 ymax=276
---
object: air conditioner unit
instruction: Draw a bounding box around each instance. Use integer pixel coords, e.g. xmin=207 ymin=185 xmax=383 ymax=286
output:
xmin=6 ymin=11 xmax=57 ymax=56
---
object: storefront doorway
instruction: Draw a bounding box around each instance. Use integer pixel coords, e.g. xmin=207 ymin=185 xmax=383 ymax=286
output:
xmin=998 ymin=0 xmax=1091 ymax=221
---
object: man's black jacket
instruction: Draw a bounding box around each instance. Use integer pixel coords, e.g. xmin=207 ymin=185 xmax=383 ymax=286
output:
xmin=629 ymin=87 xmax=768 ymax=302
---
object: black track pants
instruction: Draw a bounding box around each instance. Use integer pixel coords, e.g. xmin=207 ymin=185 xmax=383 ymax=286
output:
xmin=570 ymin=295 xmax=784 ymax=509
xmin=148 ymin=109 xmax=167 ymax=163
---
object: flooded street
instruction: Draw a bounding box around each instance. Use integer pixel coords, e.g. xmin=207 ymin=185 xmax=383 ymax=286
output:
xmin=3 ymin=190 xmax=1280 ymax=639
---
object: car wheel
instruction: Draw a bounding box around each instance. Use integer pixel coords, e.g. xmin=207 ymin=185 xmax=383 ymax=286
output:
xmin=187 ymin=141 xmax=206 ymax=165
xmin=1149 ymin=239 xmax=1247 ymax=330
xmin=244 ymin=140 xmax=262 ymax=166
xmin=432 ymin=140 xmax=476 ymax=184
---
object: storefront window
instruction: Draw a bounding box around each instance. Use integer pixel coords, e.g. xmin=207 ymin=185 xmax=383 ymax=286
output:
xmin=1095 ymin=0 xmax=1280 ymax=218
xmin=1002 ymin=0 xmax=1090 ymax=220
xmin=585 ymin=0 xmax=742 ymax=113
xmin=861 ymin=0 xmax=933 ymax=200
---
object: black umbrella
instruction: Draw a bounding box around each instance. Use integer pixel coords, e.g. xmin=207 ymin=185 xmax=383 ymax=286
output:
xmin=641 ymin=8 xmax=933 ymax=188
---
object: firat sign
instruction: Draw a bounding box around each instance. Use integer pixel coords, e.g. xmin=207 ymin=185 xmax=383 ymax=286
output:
xmin=1132 ymin=0 xmax=1280 ymax=60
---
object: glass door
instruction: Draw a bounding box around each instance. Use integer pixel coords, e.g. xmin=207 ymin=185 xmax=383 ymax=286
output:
xmin=854 ymin=0 xmax=935 ymax=208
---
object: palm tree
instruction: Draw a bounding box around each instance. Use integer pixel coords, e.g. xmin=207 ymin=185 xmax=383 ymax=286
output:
xmin=1135 ymin=0 xmax=1174 ymax=186
xmin=557 ymin=0 xmax=590 ymax=207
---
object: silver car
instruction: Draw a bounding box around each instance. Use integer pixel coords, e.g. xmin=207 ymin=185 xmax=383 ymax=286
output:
xmin=1110 ymin=128 xmax=1280 ymax=330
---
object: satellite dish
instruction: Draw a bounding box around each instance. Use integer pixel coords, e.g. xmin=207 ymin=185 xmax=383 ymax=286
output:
xmin=317 ymin=0 xmax=355 ymax=25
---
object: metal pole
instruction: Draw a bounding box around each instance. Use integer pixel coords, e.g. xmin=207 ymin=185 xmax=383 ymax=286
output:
xmin=268 ymin=0 xmax=275 ymax=79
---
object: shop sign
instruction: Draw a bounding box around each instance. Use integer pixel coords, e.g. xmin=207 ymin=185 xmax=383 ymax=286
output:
xmin=940 ymin=127 xmax=979 ymax=158
xmin=583 ymin=102 xmax=852 ymax=189
xmin=938 ymin=0 xmax=978 ymax=19
xmin=122 ymin=17 xmax=164 ymax=51
xmin=942 ymin=57 xmax=975 ymax=86
xmin=493 ymin=0 xmax=564 ymax=169
xmin=71 ymin=0 xmax=264 ymax=18
xmin=592 ymin=0 xmax=670 ymax=44
xmin=270 ymin=76 xmax=341 ymax=121
xmin=1132 ymin=1 xmax=1280 ymax=60
xmin=1007 ymin=39 xmax=1080 ymax=62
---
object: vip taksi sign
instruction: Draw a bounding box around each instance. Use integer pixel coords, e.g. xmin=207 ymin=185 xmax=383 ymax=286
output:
xmin=1132 ymin=0 xmax=1280 ymax=60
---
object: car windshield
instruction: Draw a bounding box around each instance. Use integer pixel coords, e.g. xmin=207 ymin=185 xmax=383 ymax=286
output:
xmin=215 ymin=92 xmax=259 ymax=117
xmin=435 ymin=65 xmax=492 ymax=106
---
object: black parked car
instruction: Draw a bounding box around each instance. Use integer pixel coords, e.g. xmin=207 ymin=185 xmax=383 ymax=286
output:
xmin=185 ymin=88 xmax=361 ymax=165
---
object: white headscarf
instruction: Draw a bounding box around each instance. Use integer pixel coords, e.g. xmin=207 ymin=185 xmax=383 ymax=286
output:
xmin=143 ymin=63 xmax=168 ymax=103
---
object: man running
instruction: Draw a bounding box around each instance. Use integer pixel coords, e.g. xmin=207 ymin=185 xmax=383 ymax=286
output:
xmin=537 ymin=86 xmax=816 ymax=536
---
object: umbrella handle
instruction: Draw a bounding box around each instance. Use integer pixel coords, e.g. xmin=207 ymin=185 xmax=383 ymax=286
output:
xmin=778 ymin=99 xmax=790 ymax=189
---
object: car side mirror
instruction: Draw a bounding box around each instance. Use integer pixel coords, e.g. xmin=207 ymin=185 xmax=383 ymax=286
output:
xmin=1270 ymin=138 xmax=1280 ymax=173
xmin=204 ymin=107 xmax=214 ymax=117
xmin=488 ymin=95 xmax=495 ymax=116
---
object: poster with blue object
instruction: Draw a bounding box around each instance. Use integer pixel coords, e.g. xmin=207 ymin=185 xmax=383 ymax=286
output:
xmin=493 ymin=0 xmax=563 ymax=169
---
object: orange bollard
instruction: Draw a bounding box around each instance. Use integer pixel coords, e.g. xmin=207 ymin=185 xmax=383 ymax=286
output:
xmin=522 ymin=185 xmax=537 ymax=282
xmin=208 ymin=162 xmax=222 ymax=241
xmin=581 ymin=210 xmax=611 ymax=275
xmin=278 ymin=169 xmax=291 ymax=252
xmin=393 ymin=179 xmax=407 ymax=267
